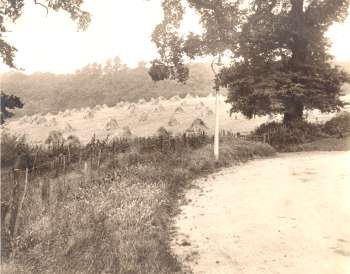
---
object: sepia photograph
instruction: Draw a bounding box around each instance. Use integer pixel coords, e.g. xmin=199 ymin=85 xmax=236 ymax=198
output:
xmin=1 ymin=0 xmax=350 ymax=273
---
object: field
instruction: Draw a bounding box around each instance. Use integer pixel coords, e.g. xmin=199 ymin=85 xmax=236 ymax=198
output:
xmin=4 ymin=93 xmax=350 ymax=145
xmin=2 ymin=92 xmax=350 ymax=274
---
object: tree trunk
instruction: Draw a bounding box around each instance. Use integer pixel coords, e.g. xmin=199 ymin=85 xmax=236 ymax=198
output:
xmin=283 ymin=0 xmax=305 ymax=126
xmin=290 ymin=0 xmax=306 ymax=69
xmin=283 ymin=101 xmax=304 ymax=125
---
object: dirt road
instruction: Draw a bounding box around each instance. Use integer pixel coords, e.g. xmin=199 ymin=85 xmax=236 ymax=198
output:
xmin=173 ymin=151 xmax=350 ymax=274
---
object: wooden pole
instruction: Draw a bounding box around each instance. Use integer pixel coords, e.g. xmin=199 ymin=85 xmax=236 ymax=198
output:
xmin=97 ymin=149 xmax=102 ymax=168
xmin=14 ymin=168 xmax=29 ymax=236
xmin=83 ymin=161 xmax=88 ymax=184
xmin=68 ymin=146 xmax=71 ymax=163
xmin=211 ymin=56 xmax=221 ymax=161
xmin=63 ymin=155 xmax=66 ymax=189
xmin=90 ymin=152 xmax=93 ymax=183
xmin=33 ymin=150 xmax=39 ymax=173
xmin=214 ymin=88 xmax=220 ymax=161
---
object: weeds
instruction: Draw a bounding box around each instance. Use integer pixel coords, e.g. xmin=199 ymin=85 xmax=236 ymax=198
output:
xmin=3 ymin=138 xmax=275 ymax=274
xmin=323 ymin=111 xmax=350 ymax=135
xmin=254 ymin=112 xmax=350 ymax=151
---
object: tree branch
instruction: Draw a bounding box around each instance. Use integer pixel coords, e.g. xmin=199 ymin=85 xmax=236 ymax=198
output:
xmin=34 ymin=0 xmax=48 ymax=16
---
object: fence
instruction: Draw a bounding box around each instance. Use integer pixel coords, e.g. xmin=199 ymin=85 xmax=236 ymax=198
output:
xmin=1 ymin=129 xmax=274 ymax=243
xmin=2 ymin=128 xmax=275 ymax=183
xmin=1 ymin=133 xmax=214 ymax=238
xmin=2 ymin=133 xmax=207 ymax=174
xmin=234 ymin=123 xmax=288 ymax=144
xmin=2 ymin=129 xmax=271 ymax=184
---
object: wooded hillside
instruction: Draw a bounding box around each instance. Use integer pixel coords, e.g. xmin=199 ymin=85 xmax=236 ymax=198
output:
xmin=1 ymin=59 xmax=349 ymax=118
xmin=1 ymin=60 xmax=214 ymax=116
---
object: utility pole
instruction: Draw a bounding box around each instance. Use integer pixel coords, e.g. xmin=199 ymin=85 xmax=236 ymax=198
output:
xmin=214 ymin=77 xmax=220 ymax=161
xmin=211 ymin=55 xmax=222 ymax=161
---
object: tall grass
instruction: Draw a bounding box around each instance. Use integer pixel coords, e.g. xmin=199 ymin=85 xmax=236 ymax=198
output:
xmin=253 ymin=111 xmax=350 ymax=151
xmin=3 ymin=138 xmax=275 ymax=274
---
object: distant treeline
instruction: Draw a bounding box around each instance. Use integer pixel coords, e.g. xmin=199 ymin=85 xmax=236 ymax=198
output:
xmin=1 ymin=59 xmax=215 ymax=117
xmin=2 ymin=58 xmax=349 ymax=118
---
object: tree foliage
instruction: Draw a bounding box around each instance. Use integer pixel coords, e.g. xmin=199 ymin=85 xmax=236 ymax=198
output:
xmin=149 ymin=0 xmax=189 ymax=83
xmin=0 ymin=0 xmax=91 ymax=68
xmin=0 ymin=91 xmax=23 ymax=124
xmin=151 ymin=0 xmax=350 ymax=124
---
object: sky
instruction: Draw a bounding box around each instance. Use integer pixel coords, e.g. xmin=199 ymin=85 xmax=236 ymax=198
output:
xmin=0 ymin=0 xmax=349 ymax=74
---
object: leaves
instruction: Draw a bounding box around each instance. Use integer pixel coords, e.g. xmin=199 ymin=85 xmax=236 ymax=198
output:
xmin=0 ymin=91 xmax=24 ymax=124
xmin=225 ymin=0 xmax=350 ymax=120
xmin=152 ymin=0 xmax=350 ymax=121
xmin=0 ymin=37 xmax=17 ymax=68
xmin=150 ymin=0 xmax=244 ymax=83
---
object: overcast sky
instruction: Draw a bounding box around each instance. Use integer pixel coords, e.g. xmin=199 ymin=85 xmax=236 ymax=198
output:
xmin=0 ymin=0 xmax=349 ymax=74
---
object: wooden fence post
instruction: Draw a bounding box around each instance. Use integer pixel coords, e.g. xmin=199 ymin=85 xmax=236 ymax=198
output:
xmin=14 ymin=168 xmax=29 ymax=236
xmin=68 ymin=146 xmax=71 ymax=163
xmin=55 ymin=157 xmax=60 ymax=178
xmin=9 ymin=169 xmax=20 ymax=237
xmin=79 ymin=149 xmax=82 ymax=166
xmin=63 ymin=155 xmax=66 ymax=189
xmin=97 ymin=149 xmax=102 ymax=168
xmin=33 ymin=150 xmax=38 ymax=173
xmin=41 ymin=176 xmax=50 ymax=214
xmin=83 ymin=161 xmax=88 ymax=183
xmin=159 ymin=136 xmax=163 ymax=152
xmin=90 ymin=153 xmax=93 ymax=183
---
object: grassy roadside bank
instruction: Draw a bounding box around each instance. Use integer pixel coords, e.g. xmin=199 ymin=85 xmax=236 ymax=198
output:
xmin=253 ymin=112 xmax=350 ymax=152
xmin=2 ymin=138 xmax=275 ymax=274
xmin=286 ymin=135 xmax=350 ymax=151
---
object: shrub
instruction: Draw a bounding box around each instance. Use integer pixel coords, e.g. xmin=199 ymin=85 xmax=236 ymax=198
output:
xmin=323 ymin=111 xmax=350 ymax=135
xmin=254 ymin=120 xmax=325 ymax=150
xmin=0 ymin=131 xmax=32 ymax=168
xmin=45 ymin=130 xmax=65 ymax=151
xmin=66 ymin=135 xmax=81 ymax=148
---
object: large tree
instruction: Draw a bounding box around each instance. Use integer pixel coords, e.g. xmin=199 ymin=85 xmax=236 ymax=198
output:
xmin=150 ymin=0 xmax=350 ymax=124
xmin=0 ymin=0 xmax=90 ymax=68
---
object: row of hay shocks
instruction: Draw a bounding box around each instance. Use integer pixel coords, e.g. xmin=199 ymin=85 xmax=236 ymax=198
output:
xmin=4 ymin=125 xmax=270 ymax=183
xmin=3 ymin=130 xmax=213 ymax=185
xmin=4 ymin=132 xmax=207 ymax=178
xmin=2 ymin=130 xmax=218 ymax=185
xmin=4 ymin=126 xmax=268 ymax=185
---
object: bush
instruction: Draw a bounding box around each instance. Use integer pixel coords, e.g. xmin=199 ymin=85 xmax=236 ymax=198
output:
xmin=254 ymin=113 xmax=350 ymax=151
xmin=323 ymin=111 xmax=350 ymax=135
xmin=0 ymin=131 xmax=31 ymax=168
xmin=254 ymin=120 xmax=325 ymax=150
